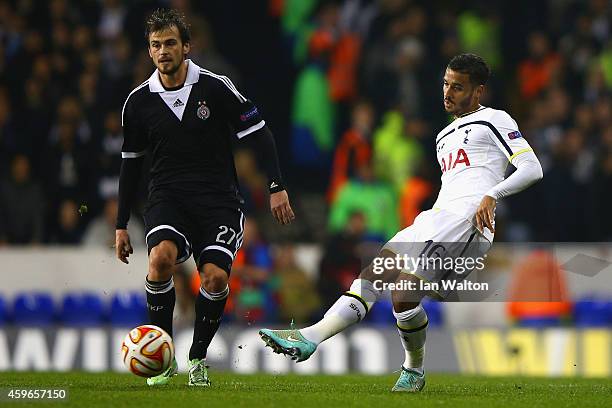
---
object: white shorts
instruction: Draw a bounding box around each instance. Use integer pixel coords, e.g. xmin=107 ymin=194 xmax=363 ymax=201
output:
xmin=382 ymin=208 xmax=492 ymax=299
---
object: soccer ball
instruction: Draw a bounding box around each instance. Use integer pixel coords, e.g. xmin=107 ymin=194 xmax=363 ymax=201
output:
xmin=121 ymin=325 xmax=174 ymax=377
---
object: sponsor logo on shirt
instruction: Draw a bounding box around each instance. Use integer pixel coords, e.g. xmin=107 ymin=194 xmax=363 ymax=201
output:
xmin=508 ymin=130 xmax=522 ymax=139
xmin=440 ymin=148 xmax=471 ymax=173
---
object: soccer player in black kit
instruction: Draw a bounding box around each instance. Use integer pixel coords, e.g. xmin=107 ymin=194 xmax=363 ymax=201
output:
xmin=115 ymin=9 xmax=294 ymax=387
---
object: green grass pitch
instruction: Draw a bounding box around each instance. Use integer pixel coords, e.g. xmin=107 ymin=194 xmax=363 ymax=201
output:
xmin=1 ymin=372 xmax=610 ymax=407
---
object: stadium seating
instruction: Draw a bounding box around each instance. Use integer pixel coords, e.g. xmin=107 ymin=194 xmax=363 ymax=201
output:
xmin=110 ymin=291 xmax=148 ymax=327
xmin=366 ymin=299 xmax=444 ymax=327
xmin=60 ymin=293 xmax=106 ymax=327
xmin=517 ymin=317 xmax=563 ymax=328
xmin=366 ymin=299 xmax=396 ymax=324
xmin=422 ymin=300 xmax=443 ymax=327
xmin=0 ymin=295 xmax=6 ymax=325
xmin=573 ymin=297 xmax=612 ymax=327
xmin=13 ymin=292 xmax=55 ymax=326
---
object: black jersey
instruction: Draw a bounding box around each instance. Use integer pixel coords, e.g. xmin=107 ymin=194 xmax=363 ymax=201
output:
xmin=121 ymin=59 xmax=264 ymax=207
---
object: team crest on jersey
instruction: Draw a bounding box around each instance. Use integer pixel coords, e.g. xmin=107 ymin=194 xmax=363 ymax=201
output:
xmin=463 ymin=128 xmax=471 ymax=144
xmin=197 ymin=101 xmax=210 ymax=120
xmin=508 ymin=130 xmax=522 ymax=139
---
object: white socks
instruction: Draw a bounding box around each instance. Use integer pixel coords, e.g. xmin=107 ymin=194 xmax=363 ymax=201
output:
xmin=393 ymin=304 xmax=428 ymax=371
xmin=297 ymin=278 xmax=428 ymax=373
xmin=300 ymin=279 xmax=381 ymax=344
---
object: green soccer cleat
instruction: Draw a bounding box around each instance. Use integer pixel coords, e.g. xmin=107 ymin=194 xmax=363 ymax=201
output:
xmin=391 ymin=366 xmax=426 ymax=392
xmin=258 ymin=328 xmax=317 ymax=362
xmin=188 ymin=358 xmax=211 ymax=387
xmin=146 ymin=358 xmax=178 ymax=386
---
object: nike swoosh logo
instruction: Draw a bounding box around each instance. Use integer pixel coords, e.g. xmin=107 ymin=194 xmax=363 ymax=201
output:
xmin=287 ymin=335 xmax=301 ymax=342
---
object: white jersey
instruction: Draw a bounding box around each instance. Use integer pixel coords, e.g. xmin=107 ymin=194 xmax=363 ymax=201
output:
xmin=432 ymin=106 xmax=533 ymax=230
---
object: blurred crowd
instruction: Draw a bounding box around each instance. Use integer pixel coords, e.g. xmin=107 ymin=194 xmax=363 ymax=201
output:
xmin=0 ymin=1 xmax=611 ymax=321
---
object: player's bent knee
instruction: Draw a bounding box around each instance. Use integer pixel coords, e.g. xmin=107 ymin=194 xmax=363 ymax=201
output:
xmin=148 ymin=241 xmax=178 ymax=281
xmin=360 ymin=249 xmax=401 ymax=283
xmin=200 ymin=263 xmax=228 ymax=292
xmin=392 ymin=274 xmax=426 ymax=312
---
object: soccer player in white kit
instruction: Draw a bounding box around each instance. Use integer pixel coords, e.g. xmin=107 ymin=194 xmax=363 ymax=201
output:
xmin=259 ymin=54 xmax=543 ymax=391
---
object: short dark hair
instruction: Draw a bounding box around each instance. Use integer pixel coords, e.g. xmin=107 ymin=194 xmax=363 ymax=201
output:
xmin=447 ymin=53 xmax=490 ymax=86
xmin=145 ymin=8 xmax=191 ymax=44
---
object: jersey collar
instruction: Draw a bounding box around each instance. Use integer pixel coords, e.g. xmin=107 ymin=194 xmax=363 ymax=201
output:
xmin=456 ymin=105 xmax=487 ymax=119
xmin=148 ymin=59 xmax=202 ymax=93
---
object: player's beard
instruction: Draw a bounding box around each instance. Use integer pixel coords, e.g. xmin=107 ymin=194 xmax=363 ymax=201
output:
xmin=158 ymin=58 xmax=182 ymax=75
xmin=451 ymin=90 xmax=475 ymax=116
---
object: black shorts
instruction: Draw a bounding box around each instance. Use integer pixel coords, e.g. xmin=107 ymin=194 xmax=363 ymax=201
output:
xmin=143 ymin=200 xmax=245 ymax=274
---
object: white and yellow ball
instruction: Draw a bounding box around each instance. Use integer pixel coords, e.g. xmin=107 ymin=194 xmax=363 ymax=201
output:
xmin=121 ymin=325 xmax=174 ymax=377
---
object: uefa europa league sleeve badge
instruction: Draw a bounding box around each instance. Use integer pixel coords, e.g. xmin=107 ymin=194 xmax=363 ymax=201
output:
xmin=197 ymin=101 xmax=210 ymax=120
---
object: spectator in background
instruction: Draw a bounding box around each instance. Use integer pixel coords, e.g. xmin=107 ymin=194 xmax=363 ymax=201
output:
xmin=0 ymin=87 xmax=19 ymax=168
xmin=524 ymin=87 xmax=571 ymax=172
xmin=130 ymin=49 xmax=155 ymax=89
xmin=559 ymin=15 xmax=600 ymax=95
xmin=324 ymin=0 xmax=363 ymax=104
xmin=50 ymin=96 xmax=92 ymax=145
xmin=318 ymin=210 xmax=366 ymax=310
xmin=234 ymin=149 xmax=267 ymax=214
xmin=518 ymin=32 xmax=562 ymax=100
xmin=96 ymin=111 xmax=123 ymax=201
xmin=589 ymin=139 xmax=612 ymax=240
xmin=82 ymin=197 xmax=144 ymax=248
xmin=42 ymin=119 xmax=93 ymax=228
xmin=173 ymin=263 xmax=196 ymax=332
xmin=18 ymin=78 xmax=53 ymax=172
xmin=598 ymin=43 xmax=612 ymax=91
xmin=49 ymin=21 xmax=74 ymax=89
xmin=372 ymin=110 xmax=424 ymax=193
xmin=78 ymin=70 xmax=104 ymax=138
xmin=187 ymin=16 xmax=241 ymax=81
xmin=329 ymin=163 xmax=398 ymax=241
xmin=328 ymin=99 xmax=373 ymax=202
xmin=290 ymin=2 xmax=341 ymax=183
xmin=48 ymin=198 xmax=83 ymax=244
xmin=226 ymin=218 xmax=277 ymax=323
xmin=98 ymin=0 xmax=127 ymax=41
xmin=394 ymin=36 xmax=426 ymax=118
xmin=290 ymin=63 xmax=335 ymax=180
xmin=72 ymin=24 xmax=94 ymax=55
xmin=274 ymin=244 xmax=320 ymax=323
xmin=456 ymin=7 xmax=501 ymax=70
xmin=399 ymin=163 xmax=435 ymax=228
xmin=593 ymin=96 xmax=611 ymax=130
xmin=541 ymin=128 xmax=590 ymax=241
xmin=0 ymin=155 xmax=44 ymax=245
xmin=100 ymin=34 xmax=133 ymax=84
xmin=276 ymin=0 xmax=319 ymax=64
xmin=6 ymin=29 xmax=44 ymax=93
